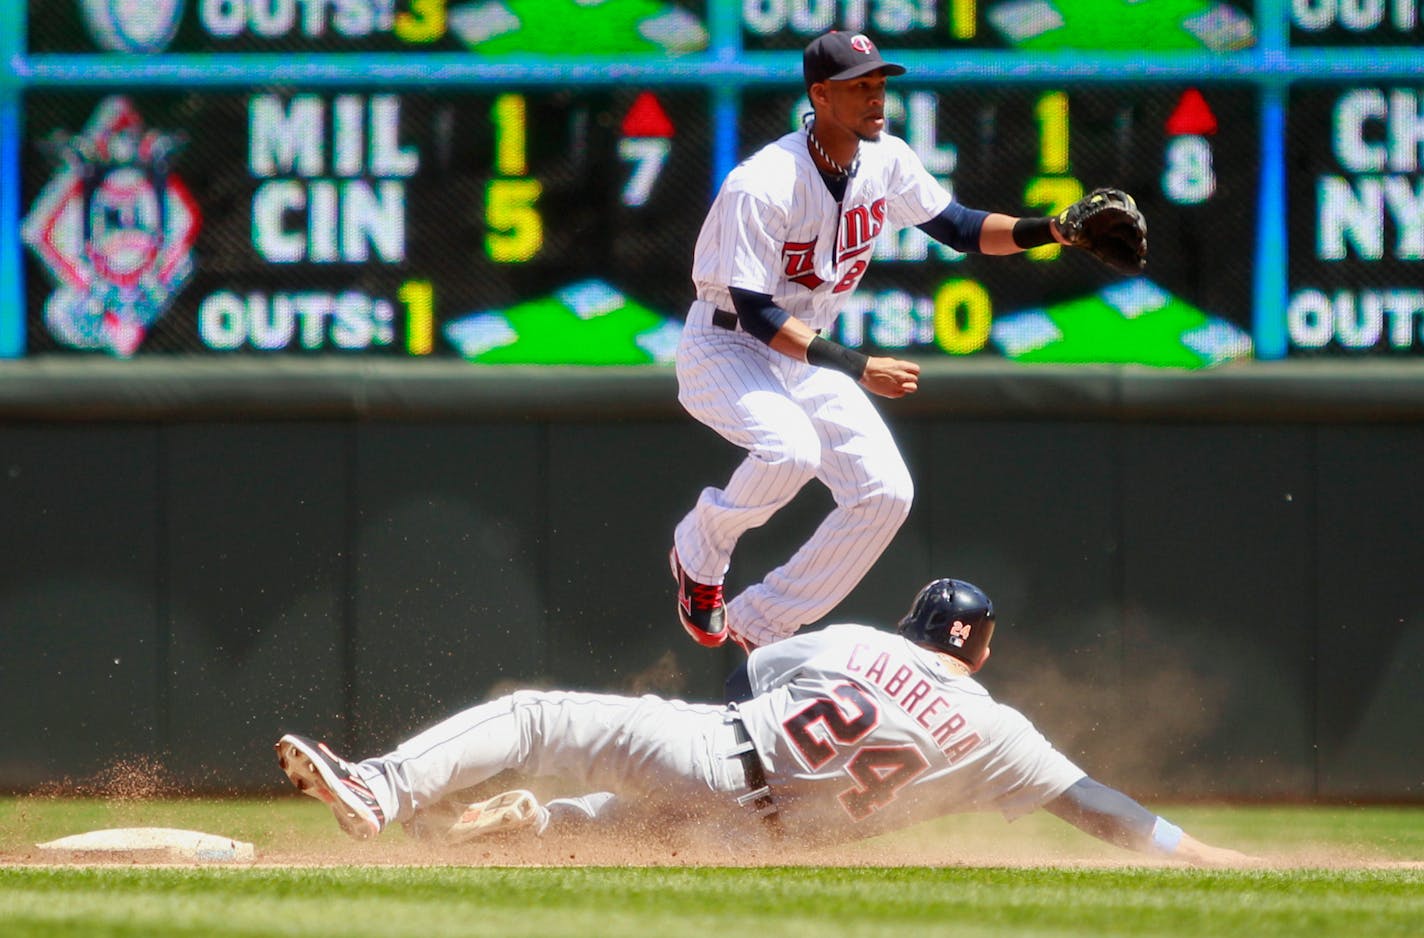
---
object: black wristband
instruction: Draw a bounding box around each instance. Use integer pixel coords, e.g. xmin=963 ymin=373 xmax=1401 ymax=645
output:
xmin=1012 ymin=216 xmax=1057 ymax=249
xmin=805 ymin=335 xmax=869 ymax=380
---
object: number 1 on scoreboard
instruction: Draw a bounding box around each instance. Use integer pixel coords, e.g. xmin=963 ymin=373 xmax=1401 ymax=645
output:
xmin=399 ymin=279 xmax=435 ymax=355
xmin=1026 ymin=91 xmax=1081 ymax=261
xmin=486 ymin=94 xmax=543 ymax=263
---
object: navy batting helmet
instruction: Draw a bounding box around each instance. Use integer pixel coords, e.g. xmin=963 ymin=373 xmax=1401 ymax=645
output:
xmin=897 ymin=578 xmax=996 ymax=672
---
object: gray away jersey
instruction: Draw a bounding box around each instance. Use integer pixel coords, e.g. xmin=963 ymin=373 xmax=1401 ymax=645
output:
xmin=734 ymin=624 xmax=1086 ymax=844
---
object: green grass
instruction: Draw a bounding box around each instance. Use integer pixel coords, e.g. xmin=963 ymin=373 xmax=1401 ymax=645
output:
xmin=3 ymin=864 xmax=1421 ymax=938
xmin=2 ymin=798 xmax=1422 ymax=937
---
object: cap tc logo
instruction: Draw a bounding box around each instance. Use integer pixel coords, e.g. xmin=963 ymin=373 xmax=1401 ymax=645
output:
xmin=22 ymin=97 xmax=200 ymax=356
xmin=851 ymin=35 xmax=874 ymax=54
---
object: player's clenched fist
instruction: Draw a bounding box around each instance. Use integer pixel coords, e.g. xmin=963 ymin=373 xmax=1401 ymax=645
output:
xmin=861 ymin=356 xmax=920 ymax=398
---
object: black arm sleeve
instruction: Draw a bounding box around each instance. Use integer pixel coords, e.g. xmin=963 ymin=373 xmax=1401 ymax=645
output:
xmin=729 ymin=287 xmax=792 ymax=345
xmin=915 ymin=202 xmax=991 ymax=254
xmin=1042 ymin=776 xmax=1158 ymax=852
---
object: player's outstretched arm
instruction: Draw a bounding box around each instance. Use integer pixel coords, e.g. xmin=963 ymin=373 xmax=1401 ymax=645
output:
xmin=929 ymin=195 xmax=1148 ymax=277
xmin=1043 ymin=776 xmax=1259 ymax=866
xmin=976 ymin=212 xmax=1065 ymax=255
xmin=916 ymin=205 xmax=1062 ymax=257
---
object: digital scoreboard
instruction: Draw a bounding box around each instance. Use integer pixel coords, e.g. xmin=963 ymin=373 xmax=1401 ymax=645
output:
xmin=22 ymin=89 xmax=709 ymax=360
xmin=29 ymin=1 xmax=1258 ymax=55
xmin=741 ymin=0 xmax=1257 ymax=51
xmin=10 ymin=1 xmax=1424 ymax=363
xmin=739 ymin=84 xmax=1257 ymax=365
xmin=1290 ymin=0 xmax=1424 ymax=46
xmin=27 ymin=1 xmax=711 ymax=55
xmin=1286 ymin=84 xmax=1424 ymax=355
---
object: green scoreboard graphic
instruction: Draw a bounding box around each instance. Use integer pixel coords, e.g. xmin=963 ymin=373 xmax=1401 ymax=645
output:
xmin=741 ymin=0 xmax=1256 ymax=51
xmin=28 ymin=1 xmax=709 ymax=55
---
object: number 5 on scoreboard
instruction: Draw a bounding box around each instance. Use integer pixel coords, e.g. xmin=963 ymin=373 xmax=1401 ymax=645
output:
xmin=485 ymin=178 xmax=543 ymax=263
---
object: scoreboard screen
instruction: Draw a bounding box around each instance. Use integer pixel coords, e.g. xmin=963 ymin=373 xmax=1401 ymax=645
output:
xmin=21 ymin=89 xmax=708 ymax=361
xmin=742 ymin=0 xmax=1257 ymax=51
xmin=8 ymin=1 xmax=1424 ymax=364
xmin=739 ymin=84 xmax=1256 ymax=366
xmin=27 ymin=1 xmax=712 ymax=55
xmin=1286 ymin=85 xmax=1424 ymax=355
xmin=1290 ymin=2 xmax=1424 ymax=47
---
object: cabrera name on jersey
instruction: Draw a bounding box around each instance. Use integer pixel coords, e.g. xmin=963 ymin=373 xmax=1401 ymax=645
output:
xmin=692 ymin=131 xmax=952 ymax=334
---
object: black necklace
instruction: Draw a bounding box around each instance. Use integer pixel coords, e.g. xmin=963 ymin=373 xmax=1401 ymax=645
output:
xmin=803 ymin=115 xmax=858 ymax=179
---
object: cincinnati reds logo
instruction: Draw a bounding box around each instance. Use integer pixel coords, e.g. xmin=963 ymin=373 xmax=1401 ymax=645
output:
xmin=851 ymin=35 xmax=875 ymax=54
xmin=782 ymin=240 xmax=825 ymax=290
xmin=22 ymin=96 xmax=200 ymax=356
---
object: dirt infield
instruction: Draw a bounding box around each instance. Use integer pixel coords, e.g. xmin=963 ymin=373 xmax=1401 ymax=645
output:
xmin=3 ymin=759 xmax=1420 ymax=871
xmin=3 ymin=820 xmax=1419 ymax=871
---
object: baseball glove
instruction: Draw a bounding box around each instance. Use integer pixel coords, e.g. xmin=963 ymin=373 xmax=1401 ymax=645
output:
xmin=1055 ymin=188 xmax=1147 ymax=275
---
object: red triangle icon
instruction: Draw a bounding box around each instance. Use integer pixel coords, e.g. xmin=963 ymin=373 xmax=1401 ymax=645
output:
xmin=1166 ymin=89 xmax=1218 ymax=136
xmin=621 ymin=92 xmax=675 ymax=138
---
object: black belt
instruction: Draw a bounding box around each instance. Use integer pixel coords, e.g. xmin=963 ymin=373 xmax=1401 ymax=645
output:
xmin=731 ymin=717 xmax=781 ymax=835
xmin=711 ymin=308 xmax=739 ymax=331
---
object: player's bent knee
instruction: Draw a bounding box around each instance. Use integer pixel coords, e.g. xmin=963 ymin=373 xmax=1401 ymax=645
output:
xmin=893 ymin=484 xmax=914 ymax=522
xmin=877 ymin=465 xmax=914 ymax=516
xmin=852 ymin=481 xmax=913 ymax=529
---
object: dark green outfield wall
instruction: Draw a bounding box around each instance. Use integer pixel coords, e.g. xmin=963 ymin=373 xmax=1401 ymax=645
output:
xmin=1 ymin=360 xmax=1421 ymax=801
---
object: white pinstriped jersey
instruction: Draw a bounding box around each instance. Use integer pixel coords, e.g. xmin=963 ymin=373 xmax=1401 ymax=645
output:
xmin=734 ymin=624 xmax=1086 ymax=844
xmin=691 ymin=129 xmax=953 ymax=333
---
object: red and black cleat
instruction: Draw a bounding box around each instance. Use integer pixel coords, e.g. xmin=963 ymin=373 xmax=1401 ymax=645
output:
xmin=275 ymin=734 xmax=385 ymax=840
xmin=670 ymin=548 xmax=729 ymax=647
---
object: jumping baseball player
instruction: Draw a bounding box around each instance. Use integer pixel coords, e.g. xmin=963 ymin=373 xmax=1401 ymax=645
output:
xmin=670 ymin=31 xmax=1147 ymax=652
xmin=276 ymin=578 xmax=1248 ymax=865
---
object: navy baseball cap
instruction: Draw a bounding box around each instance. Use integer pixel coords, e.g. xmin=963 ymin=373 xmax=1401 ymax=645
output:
xmin=803 ymin=32 xmax=906 ymax=88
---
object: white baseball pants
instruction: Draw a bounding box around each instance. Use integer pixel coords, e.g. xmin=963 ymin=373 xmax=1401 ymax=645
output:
xmin=353 ymin=690 xmax=760 ymax=833
xmin=674 ymin=301 xmax=914 ymax=647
